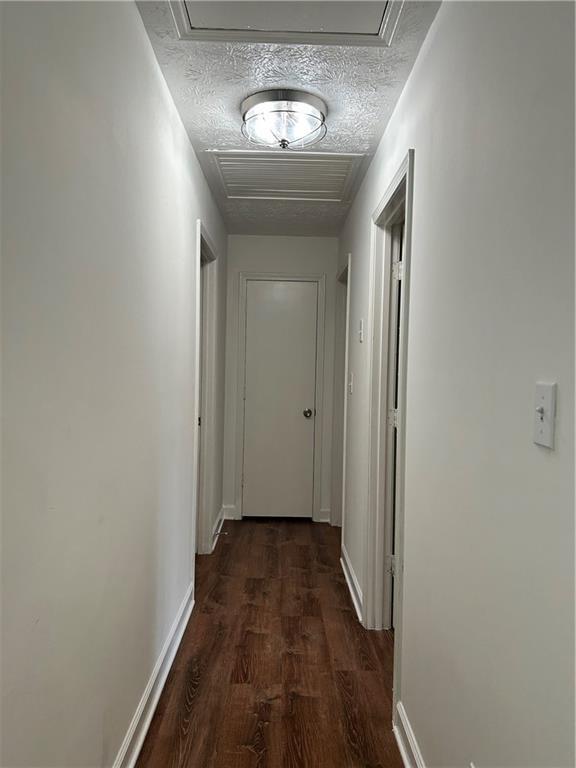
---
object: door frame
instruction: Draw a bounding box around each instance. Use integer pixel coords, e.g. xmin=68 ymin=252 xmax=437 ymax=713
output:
xmin=363 ymin=150 xmax=414 ymax=713
xmin=234 ymin=272 xmax=326 ymax=521
xmin=338 ymin=255 xmax=352 ymax=534
xmin=194 ymin=219 xmax=220 ymax=558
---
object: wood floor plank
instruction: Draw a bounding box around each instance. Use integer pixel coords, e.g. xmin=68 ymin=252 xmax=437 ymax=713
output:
xmin=282 ymin=691 xmax=329 ymax=768
xmin=211 ymin=684 xmax=283 ymax=768
xmin=136 ymin=519 xmax=401 ymax=768
xmin=231 ymin=628 xmax=282 ymax=687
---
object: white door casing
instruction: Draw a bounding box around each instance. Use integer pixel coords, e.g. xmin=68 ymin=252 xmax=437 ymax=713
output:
xmin=382 ymin=220 xmax=405 ymax=628
xmin=339 ymin=255 xmax=352 ymax=535
xmin=363 ymin=150 xmax=414 ymax=727
xmin=234 ymin=272 xmax=326 ymax=521
xmin=194 ymin=220 xmax=220 ymax=556
xmin=242 ymin=279 xmax=319 ymax=518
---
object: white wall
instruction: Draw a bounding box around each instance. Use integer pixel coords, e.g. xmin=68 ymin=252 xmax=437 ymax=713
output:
xmin=222 ymin=235 xmax=339 ymax=522
xmin=0 ymin=3 xmax=227 ymax=766
xmin=340 ymin=2 xmax=574 ymax=766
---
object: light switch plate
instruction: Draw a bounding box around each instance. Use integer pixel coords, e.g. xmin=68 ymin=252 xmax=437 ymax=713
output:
xmin=533 ymin=382 xmax=556 ymax=449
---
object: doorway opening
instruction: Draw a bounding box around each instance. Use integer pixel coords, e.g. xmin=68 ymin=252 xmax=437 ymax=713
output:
xmin=332 ymin=258 xmax=351 ymax=530
xmin=383 ymin=216 xmax=404 ymax=629
xmin=194 ymin=220 xmax=220 ymax=556
xmin=363 ymin=151 xmax=414 ymax=723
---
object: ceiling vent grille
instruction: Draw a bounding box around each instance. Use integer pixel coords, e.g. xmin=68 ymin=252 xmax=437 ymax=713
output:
xmin=211 ymin=151 xmax=365 ymax=203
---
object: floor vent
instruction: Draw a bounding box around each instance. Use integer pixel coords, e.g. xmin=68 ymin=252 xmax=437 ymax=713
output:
xmin=210 ymin=150 xmax=365 ymax=203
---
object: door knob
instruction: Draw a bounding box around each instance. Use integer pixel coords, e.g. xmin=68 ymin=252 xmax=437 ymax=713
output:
xmin=303 ymin=408 xmax=313 ymax=418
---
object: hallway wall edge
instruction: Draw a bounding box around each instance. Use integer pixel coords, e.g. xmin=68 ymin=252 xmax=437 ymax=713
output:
xmin=393 ymin=701 xmax=426 ymax=768
xmin=113 ymin=584 xmax=195 ymax=768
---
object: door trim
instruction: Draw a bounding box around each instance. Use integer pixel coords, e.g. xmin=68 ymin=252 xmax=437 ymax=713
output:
xmin=194 ymin=220 xmax=219 ymax=557
xmin=235 ymin=272 xmax=326 ymax=521
xmin=339 ymin=253 xmax=352 ymax=535
xmin=168 ymin=0 xmax=404 ymax=47
xmin=364 ymin=150 xmax=414 ymax=721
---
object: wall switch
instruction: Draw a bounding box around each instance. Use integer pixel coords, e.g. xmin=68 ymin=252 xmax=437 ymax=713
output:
xmin=533 ymin=382 xmax=556 ymax=449
xmin=359 ymin=319 xmax=364 ymax=343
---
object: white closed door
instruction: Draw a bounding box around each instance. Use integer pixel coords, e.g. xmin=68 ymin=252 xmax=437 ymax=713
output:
xmin=242 ymin=279 xmax=318 ymax=518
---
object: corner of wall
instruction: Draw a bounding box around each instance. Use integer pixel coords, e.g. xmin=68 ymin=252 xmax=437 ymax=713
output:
xmin=393 ymin=703 xmax=426 ymax=768
xmin=113 ymin=584 xmax=195 ymax=768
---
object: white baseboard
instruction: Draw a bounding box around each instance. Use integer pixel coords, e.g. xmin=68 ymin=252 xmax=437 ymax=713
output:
xmin=222 ymin=503 xmax=239 ymax=520
xmin=340 ymin=544 xmax=363 ymax=623
xmin=393 ymin=702 xmax=426 ymax=768
xmin=113 ymin=583 xmax=195 ymax=768
xmin=316 ymin=508 xmax=331 ymax=523
xmin=210 ymin=508 xmax=225 ymax=552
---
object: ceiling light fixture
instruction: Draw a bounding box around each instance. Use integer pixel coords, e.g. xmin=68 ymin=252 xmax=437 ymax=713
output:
xmin=241 ymin=89 xmax=328 ymax=150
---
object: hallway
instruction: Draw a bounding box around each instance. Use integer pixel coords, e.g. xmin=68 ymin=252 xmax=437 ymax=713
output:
xmin=1 ymin=3 xmax=574 ymax=766
xmin=137 ymin=519 xmax=402 ymax=768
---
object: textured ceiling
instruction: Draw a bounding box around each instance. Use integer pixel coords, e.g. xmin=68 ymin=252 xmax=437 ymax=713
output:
xmin=138 ymin=1 xmax=440 ymax=235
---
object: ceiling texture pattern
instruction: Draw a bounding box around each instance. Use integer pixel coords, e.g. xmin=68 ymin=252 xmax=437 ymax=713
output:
xmin=138 ymin=1 xmax=440 ymax=235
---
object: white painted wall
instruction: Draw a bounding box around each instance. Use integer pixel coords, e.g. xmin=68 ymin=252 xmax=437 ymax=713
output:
xmin=222 ymin=235 xmax=339 ymax=521
xmin=340 ymin=2 xmax=574 ymax=766
xmin=0 ymin=3 xmax=227 ymax=766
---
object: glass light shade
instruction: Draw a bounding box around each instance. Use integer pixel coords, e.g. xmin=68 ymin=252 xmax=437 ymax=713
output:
xmin=241 ymin=90 xmax=327 ymax=150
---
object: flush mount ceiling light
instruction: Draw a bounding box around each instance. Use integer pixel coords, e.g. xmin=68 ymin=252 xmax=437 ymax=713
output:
xmin=241 ymin=89 xmax=328 ymax=150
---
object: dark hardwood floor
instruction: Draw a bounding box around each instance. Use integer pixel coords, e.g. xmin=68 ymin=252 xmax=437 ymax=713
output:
xmin=136 ymin=519 xmax=402 ymax=768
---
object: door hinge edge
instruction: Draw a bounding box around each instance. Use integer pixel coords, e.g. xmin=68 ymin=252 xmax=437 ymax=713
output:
xmin=392 ymin=261 xmax=404 ymax=281
xmin=386 ymin=554 xmax=397 ymax=577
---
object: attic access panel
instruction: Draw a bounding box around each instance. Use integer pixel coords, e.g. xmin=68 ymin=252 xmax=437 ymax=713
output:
xmin=170 ymin=1 xmax=404 ymax=46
